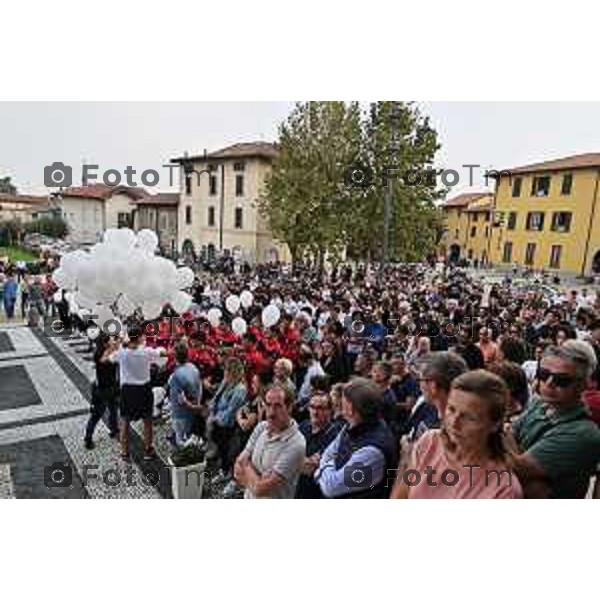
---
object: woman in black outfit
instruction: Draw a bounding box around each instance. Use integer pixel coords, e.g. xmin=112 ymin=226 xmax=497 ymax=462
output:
xmin=84 ymin=333 xmax=119 ymax=449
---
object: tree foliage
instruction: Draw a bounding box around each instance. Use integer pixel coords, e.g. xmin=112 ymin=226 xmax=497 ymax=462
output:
xmin=260 ymin=101 xmax=444 ymax=265
xmin=23 ymin=216 xmax=69 ymax=239
xmin=0 ymin=176 xmax=17 ymax=196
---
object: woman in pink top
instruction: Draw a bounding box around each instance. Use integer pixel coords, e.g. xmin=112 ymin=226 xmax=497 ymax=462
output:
xmin=391 ymin=370 xmax=522 ymax=499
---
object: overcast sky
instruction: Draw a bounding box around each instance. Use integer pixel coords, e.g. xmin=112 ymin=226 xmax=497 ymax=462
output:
xmin=1 ymin=101 xmax=599 ymax=196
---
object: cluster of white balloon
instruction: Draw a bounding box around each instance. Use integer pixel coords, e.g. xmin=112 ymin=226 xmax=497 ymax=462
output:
xmin=52 ymin=228 xmax=195 ymax=338
xmin=206 ymin=290 xmax=282 ymax=336
xmin=51 ymin=227 xmax=284 ymax=340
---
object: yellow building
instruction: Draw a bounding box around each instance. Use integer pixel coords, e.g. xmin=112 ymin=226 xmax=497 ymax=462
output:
xmin=489 ymin=153 xmax=600 ymax=276
xmin=171 ymin=142 xmax=290 ymax=263
xmin=440 ymin=192 xmax=493 ymax=265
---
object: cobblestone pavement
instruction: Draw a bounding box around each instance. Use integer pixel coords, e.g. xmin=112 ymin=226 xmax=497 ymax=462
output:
xmin=0 ymin=324 xmax=230 ymax=499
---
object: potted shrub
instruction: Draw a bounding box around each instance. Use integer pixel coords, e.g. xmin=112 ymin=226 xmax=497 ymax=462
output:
xmin=168 ymin=441 xmax=206 ymax=499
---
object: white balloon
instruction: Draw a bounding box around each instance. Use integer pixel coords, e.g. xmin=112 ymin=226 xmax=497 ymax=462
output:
xmin=171 ymin=291 xmax=192 ymax=314
xmin=142 ymin=301 xmax=163 ymax=320
xmin=52 ymin=268 xmax=74 ymax=290
xmin=53 ymin=291 xmax=63 ymax=303
xmin=262 ymin=304 xmax=281 ymax=328
xmin=231 ymin=317 xmax=247 ymax=336
xmin=94 ymin=305 xmax=116 ymax=331
xmin=175 ymin=267 xmax=195 ymax=290
xmin=73 ymin=291 xmax=95 ymax=309
xmin=240 ymin=290 xmax=254 ymax=308
xmin=207 ymin=308 xmax=222 ymax=327
xmin=225 ymin=294 xmax=241 ymax=314
xmin=137 ymin=229 xmax=159 ymax=254
xmin=116 ymin=294 xmax=136 ymax=317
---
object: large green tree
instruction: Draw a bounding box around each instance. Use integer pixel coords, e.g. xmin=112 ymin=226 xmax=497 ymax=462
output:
xmin=260 ymin=101 xmax=443 ymax=266
xmin=347 ymin=101 xmax=443 ymax=262
xmin=258 ymin=101 xmax=362 ymax=266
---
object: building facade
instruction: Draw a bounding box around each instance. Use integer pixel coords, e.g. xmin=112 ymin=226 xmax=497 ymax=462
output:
xmin=440 ymin=192 xmax=493 ymax=264
xmin=133 ymin=193 xmax=179 ymax=256
xmin=488 ymin=153 xmax=600 ymax=276
xmin=171 ymin=142 xmax=290 ymax=263
xmin=0 ymin=193 xmax=53 ymax=224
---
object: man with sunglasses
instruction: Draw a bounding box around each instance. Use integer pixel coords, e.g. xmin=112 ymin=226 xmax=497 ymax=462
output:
xmin=504 ymin=344 xmax=600 ymax=498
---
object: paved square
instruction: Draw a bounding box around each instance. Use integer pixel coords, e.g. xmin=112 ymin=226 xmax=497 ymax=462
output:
xmin=0 ymin=365 xmax=43 ymax=411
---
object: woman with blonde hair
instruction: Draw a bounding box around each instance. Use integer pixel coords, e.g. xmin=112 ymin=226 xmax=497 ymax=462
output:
xmin=391 ymin=370 xmax=522 ymax=499
xmin=207 ymin=357 xmax=248 ymax=480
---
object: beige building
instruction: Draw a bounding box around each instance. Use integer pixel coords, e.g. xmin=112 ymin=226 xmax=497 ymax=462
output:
xmin=0 ymin=193 xmax=53 ymax=223
xmin=171 ymin=142 xmax=290 ymax=263
xmin=53 ymin=184 xmax=179 ymax=252
xmin=133 ymin=193 xmax=179 ymax=255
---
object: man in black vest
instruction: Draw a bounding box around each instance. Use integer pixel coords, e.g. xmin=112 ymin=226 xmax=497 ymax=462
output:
xmin=315 ymin=378 xmax=398 ymax=499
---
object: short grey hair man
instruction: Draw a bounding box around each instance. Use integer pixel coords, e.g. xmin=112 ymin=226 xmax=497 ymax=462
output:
xmin=558 ymin=340 xmax=598 ymax=383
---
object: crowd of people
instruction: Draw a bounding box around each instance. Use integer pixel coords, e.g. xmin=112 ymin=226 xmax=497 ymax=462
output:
xmin=54 ymin=259 xmax=600 ymax=498
xmin=0 ymin=256 xmax=58 ymax=322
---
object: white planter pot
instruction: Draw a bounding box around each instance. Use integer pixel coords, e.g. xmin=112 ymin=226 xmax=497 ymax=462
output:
xmin=169 ymin=460 xmax=206 ymax=499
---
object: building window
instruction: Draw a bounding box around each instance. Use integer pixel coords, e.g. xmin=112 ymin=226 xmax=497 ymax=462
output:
xmin=561 ymin=173 xmax=573 ymax=196
xmin=468 ymin=249 xmax=473 ymax=260
xmin=512 ymin=177 xmax=523 ymax=198
xmin=525 ymin=243 xmax=536 ymax=266
xmin=233 ymin=162 xmax=245 ymax=172
xmin=470 ymin=226 xmax=476 ymax=238
xmin=235 ymin=175 xmax=244 ymax=197
xmin=472 ymin=213 xmax=479 ymax=223
xmin=117 ymin=212 xmax=130 ymax=228
xmin=551 ymin=212 xmax=572 ymax=233
xmin=502 ymin=241 xmax=513 ymax=263
xmin=208 ymin=206 xmax=215 ymax=227
xmin=185 ymin=206 xmax=192 ymax=225
xmin=185 ymin=176 xmax=192 ymax=196
xmin=208 ymin=164 xmax=218 ymax=172
xmin=485 ymin=212 xmax=490 ymax=222
xmin=454 ymin=229 xmax=459 ymax=239
xmin=235 ymin=207 xmax=243 ymax=229
xmin=507 ymin=212 xmax=517 ymax=230
xmin=485 ymin=226 xmax=489 ymax=237
xmin=209 ymin=175 xmax=217 ymax=196
xmin=550 ymin=245 xmax=562 ymax=269
xmin=526 ymin=212 xmax=545 ymax=231
xmin=531 ymin=175 xmax=551 ymax=197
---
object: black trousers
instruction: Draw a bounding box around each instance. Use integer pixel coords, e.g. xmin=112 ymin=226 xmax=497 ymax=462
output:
xmin=85 ymin=385 xmax=119 ymax=441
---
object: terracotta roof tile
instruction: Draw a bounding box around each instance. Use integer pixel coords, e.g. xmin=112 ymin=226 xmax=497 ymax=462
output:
xmin=498 ymin=152 xmax=600 ymax=176
xmin=444 ymin=192 xmax=491 ymax=209
xmin=134 ymin=192 xmax=179 ymax=206
xmin=171 ymin=141 xmax=278 ymax=163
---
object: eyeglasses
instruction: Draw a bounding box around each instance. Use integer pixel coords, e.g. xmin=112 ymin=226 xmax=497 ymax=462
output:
xmin=536 ymin=367 xmax=578 ymax=389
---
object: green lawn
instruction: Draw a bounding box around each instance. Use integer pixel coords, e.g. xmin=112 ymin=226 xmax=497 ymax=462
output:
xmin=0 ymin=246 xmax=39 ymax=262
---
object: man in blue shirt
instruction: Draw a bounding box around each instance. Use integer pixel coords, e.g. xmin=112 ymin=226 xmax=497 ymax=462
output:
xmin=168 ymin=342 xmax=202 ymax=446
xmin=315 ymin=378 xmax=398 ymax=499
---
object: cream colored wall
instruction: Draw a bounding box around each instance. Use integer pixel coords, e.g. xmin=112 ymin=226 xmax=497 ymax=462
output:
xmin=105 ymin=192 xmax=136 ymax=229
xmin=60 ymin=197 xmax=104 ymax=243
xmin=177 ymin=156 xmax=290 ymax=262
